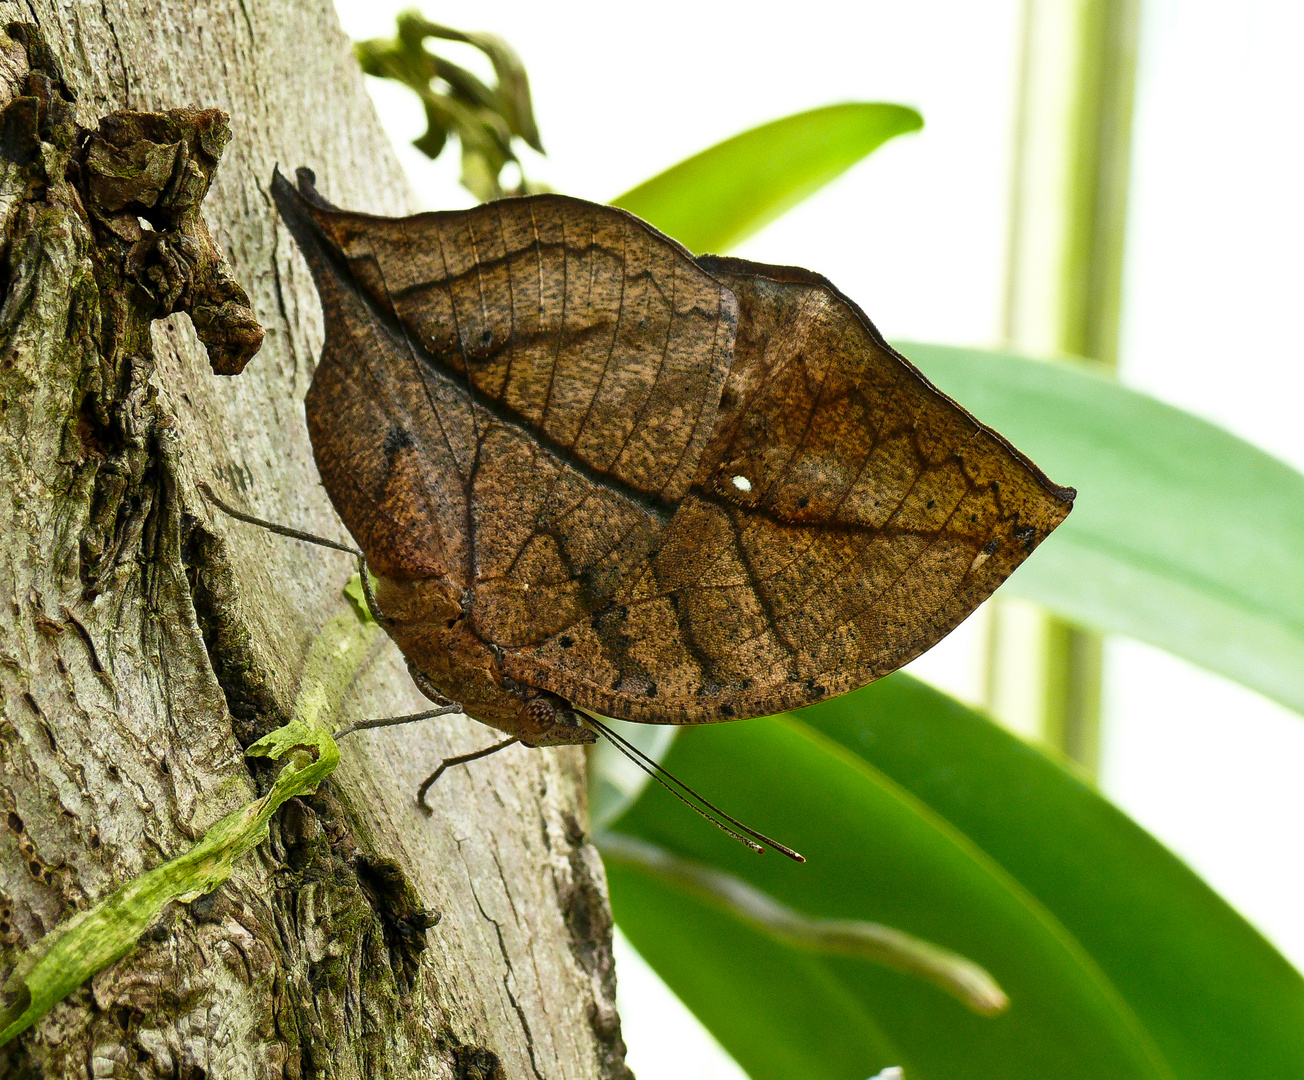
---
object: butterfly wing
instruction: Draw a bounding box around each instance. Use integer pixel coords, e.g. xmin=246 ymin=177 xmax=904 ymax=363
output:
xmin=275 ymin=175 xmax=737 ymax=643
xmin=500 ymin=258 xmax=1075 ymax=723
xmin=277 ymin=171 xmax=1071 ymax=726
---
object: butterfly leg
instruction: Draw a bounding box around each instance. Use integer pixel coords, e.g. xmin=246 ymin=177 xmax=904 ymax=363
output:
xmin=407 ymin=661 xmax=458 ymax=708
xmin=334 ymin=701 xmax=463 ymax=739
xmin=417 ymin=737 xmax=519 ymax=814
xmin=358 ymin=557 xmax=395 ymax=626
xmin=332 ymin=659 xmax=465 ymax=736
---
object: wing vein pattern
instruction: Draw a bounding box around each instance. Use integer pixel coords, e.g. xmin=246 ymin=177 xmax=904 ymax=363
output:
xmin=281 ymin=183 xmax=1073 ymax=725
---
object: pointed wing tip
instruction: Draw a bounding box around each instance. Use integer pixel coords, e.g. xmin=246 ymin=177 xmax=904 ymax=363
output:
xmin=269 ymin=165 xmax=338 ymax=215
xmin=1048 ymin=483 xmax=1077 ymax=523
xmin=269 ymin=163 xmax=301 ymax=215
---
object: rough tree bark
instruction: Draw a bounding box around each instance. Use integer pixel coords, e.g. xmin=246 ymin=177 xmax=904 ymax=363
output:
xmin=0 ymin=3 xmax=631 ymax=1077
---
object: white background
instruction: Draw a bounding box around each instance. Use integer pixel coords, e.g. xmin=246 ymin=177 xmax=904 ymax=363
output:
xmin=329 ymin=3 xmax=1304 ymax=1076
xmin=1100 ymin=0 xmax=1304 ymax=993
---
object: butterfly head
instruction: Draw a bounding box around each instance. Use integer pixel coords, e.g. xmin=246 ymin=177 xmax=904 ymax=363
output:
xmin=514 ymin=692 xmax=596 ymax=748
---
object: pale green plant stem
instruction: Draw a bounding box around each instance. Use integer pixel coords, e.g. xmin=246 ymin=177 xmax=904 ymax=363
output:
xmin=0 ymin=576 xmax=383 ymax=1046
xmin=597 ymin=831 xmax=1009 ymax=1017
xmin=990 ymin=0 xmax=1140 ymax=772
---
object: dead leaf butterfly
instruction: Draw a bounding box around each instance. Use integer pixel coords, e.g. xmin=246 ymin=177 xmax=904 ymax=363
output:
xmin=262 ymin=167 xmax=1073 ymax=856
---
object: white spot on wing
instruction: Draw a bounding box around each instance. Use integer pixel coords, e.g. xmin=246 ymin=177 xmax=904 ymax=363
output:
xmin=731 ymin=474 xmax=752 ymax=493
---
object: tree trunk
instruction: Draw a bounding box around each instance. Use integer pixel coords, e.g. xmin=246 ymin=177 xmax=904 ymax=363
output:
xmin=0 ymin=3 xmax=631 ymax=1077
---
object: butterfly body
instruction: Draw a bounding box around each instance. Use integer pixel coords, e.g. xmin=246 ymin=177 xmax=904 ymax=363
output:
xmin=369 ymin=570 xmax=594 ymax=746
xmin=272 ymin=168 xmax=1074 ymax=749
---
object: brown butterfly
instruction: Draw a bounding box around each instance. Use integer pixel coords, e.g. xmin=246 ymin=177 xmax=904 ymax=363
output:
xmin=258 ymin=168 xmax=1072 ymax=851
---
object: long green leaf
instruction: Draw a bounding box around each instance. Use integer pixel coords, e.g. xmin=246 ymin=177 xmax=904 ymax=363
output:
xmin=805 ymin=675 xmax=1304 ymax=1080
xmin=902 ymin=342 xmax=1304 ymax=716
xmin=610 ymin=717 xmax=1171 ymax=1080
xmin=602 ymin=831 xmax=1009 ymax=1015
xmin=613 ymin=103 xmax=922 ymax=253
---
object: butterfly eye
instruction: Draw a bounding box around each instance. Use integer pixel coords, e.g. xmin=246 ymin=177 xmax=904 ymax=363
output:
xmin=517 ymin=696 xmax=595 ymax=747
xmin=525 ymin=698 xmax=554 ymax=724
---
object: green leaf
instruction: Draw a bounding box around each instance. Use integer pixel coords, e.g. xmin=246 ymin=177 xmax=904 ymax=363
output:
xmin=903 ymin=342 xmax=1304 ymax=717
xmin=610 ymin=715 xmax=1172 ymax=1080
xmin=400 ymin=14 xmax=543 ymax=151
xmin=607 ymin=855 xmax=909 ymax=1078
xmin=354 ymin=13 xmax=543 ymax=200
xmin=805 ymin=675 xmax=1304 ymax=1080
xmin=613 ymin=103 xmax=922 ymax=254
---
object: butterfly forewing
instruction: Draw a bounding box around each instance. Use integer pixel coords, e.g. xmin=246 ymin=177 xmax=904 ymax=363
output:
xmin=277 ymin=178 xmax=739 ymax=635
xmin=501 ymin=259 xmax=1074 ymax=724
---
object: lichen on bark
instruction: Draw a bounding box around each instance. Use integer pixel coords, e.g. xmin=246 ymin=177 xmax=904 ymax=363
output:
xmin=0 ymin=10 xmax=631 ymax=1079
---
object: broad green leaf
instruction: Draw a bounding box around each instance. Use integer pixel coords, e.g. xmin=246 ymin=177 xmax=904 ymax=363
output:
xmin=805 ymin=675 xmax=1304 ymax=1080
xmin=610 ymin=716 xmax=1171 ymax=1080
xmin=613 ymin=103 xmax=922 ymax=253
xmin=903 ymin=343 xmax=1304 ymax=717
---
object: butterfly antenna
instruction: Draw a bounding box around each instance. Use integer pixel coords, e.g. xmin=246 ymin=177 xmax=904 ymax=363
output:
xmin=590 ymin=721 xmax=763 ymax=855
xmin=583 ymin=713 xmax=805 ymax=863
